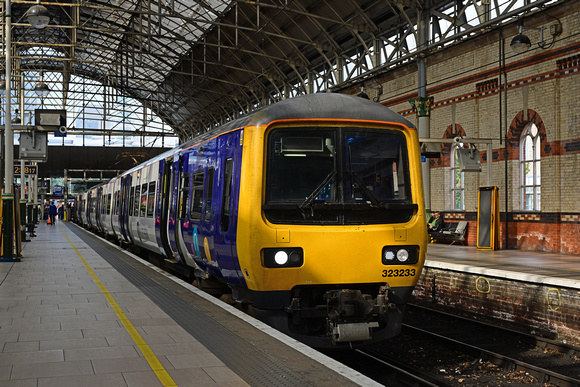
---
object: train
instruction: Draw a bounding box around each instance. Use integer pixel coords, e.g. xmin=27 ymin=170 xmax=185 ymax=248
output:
xmin=73 ymin=93 xmax=428 ymax=349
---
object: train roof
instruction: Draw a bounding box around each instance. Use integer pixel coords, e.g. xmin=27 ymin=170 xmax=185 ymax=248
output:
xmin=117 ymin=93 xmax=415 ymax=178
xmin=246 ymin=93 xmax=415 ymax=129
xmin=215 ymin=92 xmax=415 ymax=134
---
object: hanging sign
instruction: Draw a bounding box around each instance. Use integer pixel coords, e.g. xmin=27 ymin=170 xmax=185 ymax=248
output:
xmin=14 ymin=165 xmax=38 ymax=175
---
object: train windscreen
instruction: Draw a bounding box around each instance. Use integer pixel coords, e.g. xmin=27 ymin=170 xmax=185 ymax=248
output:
xmin=264 ymin=126 xmax=416 ymax=225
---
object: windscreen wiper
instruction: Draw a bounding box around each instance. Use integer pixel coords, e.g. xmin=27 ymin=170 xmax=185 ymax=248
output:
xmin=299 ymin=170 xmax=337 ymax=212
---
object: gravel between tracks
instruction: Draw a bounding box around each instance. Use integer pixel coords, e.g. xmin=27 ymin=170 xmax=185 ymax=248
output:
xmin=366 ymin=305 xmax=580 ymax=386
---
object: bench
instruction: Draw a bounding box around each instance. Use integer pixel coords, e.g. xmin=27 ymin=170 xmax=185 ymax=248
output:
xmin=430 ymin=220 xmax=468 ymax=245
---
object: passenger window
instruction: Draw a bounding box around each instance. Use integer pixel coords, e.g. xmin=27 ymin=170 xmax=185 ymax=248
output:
xmin=205 ymin=168 xmax=215 ymax=222
xmin=107 ymin=194 xmax=112 ymax=215
xmin=133 ymin=185 xmax=140 ymax=217
xmin=220 ymin=158 xmax=233 ymax=232
xmin=129 ymin=186 xmax=135 ymax=216
xmin=178 ymin=174 xmax=190 ymax=220
xmin=140 ymin=183 xmax=148 ymax=217
xmin=190 ymin=171 xmax=204 ymax=221
xmin=147 ymin=182 xmax=155 ymax=218
xmin=114 ymin=190 xmax=120 ymax=215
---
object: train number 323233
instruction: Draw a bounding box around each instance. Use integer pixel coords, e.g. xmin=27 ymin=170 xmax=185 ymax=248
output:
xmin=382 ymin=268 xmax=416 ymax=277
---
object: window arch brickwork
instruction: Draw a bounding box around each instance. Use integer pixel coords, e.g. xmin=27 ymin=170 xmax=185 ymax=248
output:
xmin=437 ymin=124 xmax=467 ymax=168
xmin=507 ymin=109 xmax=549 ymax=159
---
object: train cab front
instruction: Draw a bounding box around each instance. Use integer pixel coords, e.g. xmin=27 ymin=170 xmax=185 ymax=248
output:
xmin=236 ymin=119 xmax=426 ymax=348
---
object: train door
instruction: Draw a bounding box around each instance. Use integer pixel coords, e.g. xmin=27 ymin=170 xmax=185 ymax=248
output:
xmin=135 ymin=179 xmax=146 ymax=245
xmin=110 ymin=179 xmax=121 ymax=239
xmin=213 ymin=132 xmax=243 ymax=284
xmin=167 ymin=155 xmax=185 ymax=262
xmin=102 ymin=185 xmax=113 ymax=236
xmin=174 ymin=153 xmax=197 ymax=268
xmin=157 ymin=156 xmax=179 ymax=261
xmin=86 ymin=190 xmax=94 ymax=228
xmin=193 ymin=149 xmax=217 ymax=277
xmin=128 ymin=173 xmax=141 ymax=244
xmin=80 ymin=196 xmax=86 ymax=224
xmin=119 ymin=174 xmax=133 ymax=243
xmin=96 ymin=186 xmax=103 ymax=233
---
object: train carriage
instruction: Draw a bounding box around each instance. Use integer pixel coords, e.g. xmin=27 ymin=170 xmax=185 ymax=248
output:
xmin=76 ymin=93 xmax=427 ymax=348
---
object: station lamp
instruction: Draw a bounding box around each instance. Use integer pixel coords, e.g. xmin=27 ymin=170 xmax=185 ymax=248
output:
xmin=510 ymin=19 xmax=532 ymax=53
xmin=34 ymin=82 xmax=50 ymax=98
xmin=511 ymin=16 xmax=562 ymax=53
xmin=27 ymin=3 xmax=50 ymax=29
xmin=11 ymin=109 xmax=20 ymax=124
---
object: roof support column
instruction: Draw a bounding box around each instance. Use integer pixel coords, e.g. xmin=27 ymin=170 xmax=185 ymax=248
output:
xmin=415 ymin=9 xmax=432 ymax=214
xmin=336 ymin=56 xmax=344 ymax=85
xmin=4 ymin=0 xmax=13 ymax=195
xmin=374 ymin=38 xmax=382 ymax=68
xmin=307 ymin=71 xmax=314 ymax=94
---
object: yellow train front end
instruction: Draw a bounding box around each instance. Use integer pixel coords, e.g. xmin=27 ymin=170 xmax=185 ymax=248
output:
xmin=236 ymin=107 xmax=426 ymax=348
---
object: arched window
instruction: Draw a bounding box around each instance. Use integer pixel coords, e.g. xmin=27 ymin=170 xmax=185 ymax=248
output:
xmin=520 ymin=123 xmax=541 ymax=211
xmin=450 ymin=143 xmax=464 ymax=210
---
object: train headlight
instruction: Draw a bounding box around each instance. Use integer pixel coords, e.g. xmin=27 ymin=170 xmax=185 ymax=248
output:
xmin=396 ymin=249 xmax=409 ymax=262
xmin=263 ymin=248 xmax=304 ymax=268
xmin=274 ymin=251 xmax=289 ymax=265
xmin=382 ymin=246 xmax=418 ymax=265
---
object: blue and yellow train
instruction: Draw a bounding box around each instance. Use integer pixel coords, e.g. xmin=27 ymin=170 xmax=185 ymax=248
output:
xmin=74 ymin=93 xmax=427 ymax=348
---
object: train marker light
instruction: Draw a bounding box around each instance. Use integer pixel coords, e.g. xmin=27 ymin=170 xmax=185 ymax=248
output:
xmin=384 ymin=250 xmax=395 ymax=261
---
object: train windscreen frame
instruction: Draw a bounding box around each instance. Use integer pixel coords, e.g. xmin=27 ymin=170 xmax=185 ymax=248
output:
xmin=264 ymin=126 xmax=416 ymax=225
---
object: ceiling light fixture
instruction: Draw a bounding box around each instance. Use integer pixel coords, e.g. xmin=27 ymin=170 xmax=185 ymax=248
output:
xmin=27 ymin=2 xmax=50 ymax=29
xmin=34 ymin=81 xmax=50 ymax=97
xmin=510 ymin=15 xmax=563 ymax=53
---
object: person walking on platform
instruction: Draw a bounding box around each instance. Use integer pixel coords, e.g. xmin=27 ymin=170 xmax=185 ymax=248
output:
xmin=49 ymin=202 xmax=57 ymax=225
xmin=58 ymin=204 xmax=64 ymax=220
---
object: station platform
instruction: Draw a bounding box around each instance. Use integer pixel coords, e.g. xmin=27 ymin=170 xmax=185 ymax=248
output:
xmin=426 ymin=243 xmax=580 ymax=288
xmin=0 ymin=221 xmax=379 ymax=387
xmin=421 ymin=242 xmax=580 ymax=347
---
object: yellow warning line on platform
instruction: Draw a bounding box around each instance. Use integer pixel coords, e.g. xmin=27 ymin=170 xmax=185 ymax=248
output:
xmin=61 ymin=229 xmax=177 ymax=387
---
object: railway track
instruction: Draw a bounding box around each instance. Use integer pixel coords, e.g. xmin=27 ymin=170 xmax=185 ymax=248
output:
xmin=328 ymin=347 xmax=452 ymax=387
xmin=400 ymin=304 xmax=580 ymax=386
xmin=329 ymin=304 xmax=580 ymax=386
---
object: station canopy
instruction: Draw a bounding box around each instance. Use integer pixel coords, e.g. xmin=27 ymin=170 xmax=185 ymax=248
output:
xmin=2 ymin=0 xmax=557 ymax=143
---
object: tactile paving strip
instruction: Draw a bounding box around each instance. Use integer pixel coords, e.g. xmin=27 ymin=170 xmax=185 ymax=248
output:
xmin=66 ymin=224 xmax=305 ymax=386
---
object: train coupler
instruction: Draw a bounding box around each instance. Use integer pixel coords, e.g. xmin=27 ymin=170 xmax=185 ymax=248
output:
xmin=329 ymin=321 xmax=379 ymax=343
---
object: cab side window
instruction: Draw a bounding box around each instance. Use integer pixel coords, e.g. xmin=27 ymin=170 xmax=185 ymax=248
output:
xmin=147 ymin=182 xmax=156 ymax=218
xmin=140 ymin=183 xmax=148 ymax=217
xmin=220 ymin=158 xmax=233 ymax=232
xmin=133 ymin=185 xmax=141 ymax=217
xmin=106 ymin=193 xmax=112 ymax=215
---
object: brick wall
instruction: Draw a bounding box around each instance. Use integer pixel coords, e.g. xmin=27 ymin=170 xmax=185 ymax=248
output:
xmin=413 ymin=267 xmax=580 ymax=347
xmin=343 ymin=1 xmax=580 ymax=254
xmin=434 ymin=212 xmax=580 ymax=254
